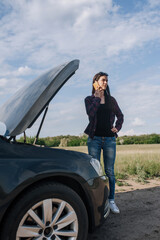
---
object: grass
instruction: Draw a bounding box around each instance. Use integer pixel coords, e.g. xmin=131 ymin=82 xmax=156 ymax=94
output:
xmin=58 ymin=144 xmax=160 ymax=182
xmin=115 ymin=144 xmax=160 ymax=182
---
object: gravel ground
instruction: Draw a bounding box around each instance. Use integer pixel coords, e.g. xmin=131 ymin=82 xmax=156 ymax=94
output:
xmin=88 ymin=186 xmax=160 ymax=240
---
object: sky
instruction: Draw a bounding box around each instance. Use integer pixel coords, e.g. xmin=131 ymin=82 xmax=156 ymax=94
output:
xmin=0 ymin=0 xmax=160 ymax=138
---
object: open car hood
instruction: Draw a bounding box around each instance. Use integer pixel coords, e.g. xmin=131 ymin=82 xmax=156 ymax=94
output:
xmin=0 ymin=60 xmax=79 ymax=137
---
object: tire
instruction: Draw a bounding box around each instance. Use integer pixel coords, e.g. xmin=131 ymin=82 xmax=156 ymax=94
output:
xmin=1 ymin=182 xmax=88 ymax=240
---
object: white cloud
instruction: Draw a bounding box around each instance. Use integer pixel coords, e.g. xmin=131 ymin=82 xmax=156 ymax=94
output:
xmin=24 ymin=97 xmax=86 ymax=137
xmin=17 ymin=66 xmax=32 ymax=76
xmin=114 ymin=68 xmax=160 ymax=135
xmin=132 ymin=117 xmax=145 ymax=127
xmin=116 ymin=80 xmax=160 ymax=120
xmin=0 ymin=0 xmax=160 ymax=137
xmin=118 ymin=129 xmax=135 ymax=136
xmin=118 ymin=129 xmax=146 ymax=136
xmin=0 ymin=78 xmax=8 ymax=87
xmin=148 ymin=0 xmax=160 ymax=8
xmin=0 ymin=0 xmax=160 ymax=69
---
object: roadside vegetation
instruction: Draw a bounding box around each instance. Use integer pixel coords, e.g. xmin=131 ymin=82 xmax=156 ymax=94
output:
xmin=18 ymin=133 xmax=160 ymax=146
xmin=55 ymin=144 xmax=160 ymax=183
xmin=18 ymin=134 xmax=160 ymax=182
xmin=115 ymin=144 xmax=160 ymax=183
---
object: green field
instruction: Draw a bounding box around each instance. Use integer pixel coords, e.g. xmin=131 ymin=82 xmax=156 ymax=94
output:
xmin=58 ymin=144 xmax=160 ymax=181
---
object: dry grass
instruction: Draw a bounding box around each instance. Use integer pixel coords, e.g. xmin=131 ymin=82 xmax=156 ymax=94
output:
xmin=58 ymin=144 xmax=160 ymax=180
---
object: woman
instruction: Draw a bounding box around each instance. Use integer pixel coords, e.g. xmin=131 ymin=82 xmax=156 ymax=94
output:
xmin=84 ymin=72 xmax=124 ymax=214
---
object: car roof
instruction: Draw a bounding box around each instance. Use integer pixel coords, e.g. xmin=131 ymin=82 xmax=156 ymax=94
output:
xmin=0 ymin=59 xmax=79 ymax=137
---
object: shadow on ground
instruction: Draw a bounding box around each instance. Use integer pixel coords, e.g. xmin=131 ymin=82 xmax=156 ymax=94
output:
xmin=88 ymin=186 xmax=160 ymax=240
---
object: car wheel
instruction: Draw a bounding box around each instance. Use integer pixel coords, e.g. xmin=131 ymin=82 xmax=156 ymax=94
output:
xmin=1 ymin=182 xmax=88 ymax=240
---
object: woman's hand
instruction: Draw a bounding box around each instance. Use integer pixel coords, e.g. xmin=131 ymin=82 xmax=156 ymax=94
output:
xmin=111 ymin=127 xmax=118 ymax=133
xmin=94 ymin=89 xmax=104 ymax=98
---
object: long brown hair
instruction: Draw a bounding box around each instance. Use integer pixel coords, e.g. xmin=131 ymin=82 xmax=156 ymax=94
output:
xmin=92 ymin=72 xmax=113 ymax=111
xmin=92 ymin=72 xmax=109 ymax=95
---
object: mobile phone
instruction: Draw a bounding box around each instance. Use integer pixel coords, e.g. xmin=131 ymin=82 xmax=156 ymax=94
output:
xmin=93 ymin=81 xmax=100 ymax=90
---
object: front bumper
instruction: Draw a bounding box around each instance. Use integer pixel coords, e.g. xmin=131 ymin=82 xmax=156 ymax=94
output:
xmin=84 ymin=175 xmax=110 ymax=232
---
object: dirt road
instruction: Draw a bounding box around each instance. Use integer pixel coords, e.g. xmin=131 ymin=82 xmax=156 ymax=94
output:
xmin=88 ymin=186 xmax=160 ymax=240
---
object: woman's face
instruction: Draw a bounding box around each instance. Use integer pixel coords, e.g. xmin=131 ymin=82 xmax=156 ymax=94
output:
xmin=97 ymin=75 xmax=108 ymax=90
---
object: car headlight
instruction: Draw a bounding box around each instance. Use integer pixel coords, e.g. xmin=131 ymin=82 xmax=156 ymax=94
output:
xmin=90 ymin=158 xmax=104 ymax=176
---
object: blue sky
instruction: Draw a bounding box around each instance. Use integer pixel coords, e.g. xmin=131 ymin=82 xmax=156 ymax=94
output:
xmin=0 ymin=0 xmax=160 ymax=138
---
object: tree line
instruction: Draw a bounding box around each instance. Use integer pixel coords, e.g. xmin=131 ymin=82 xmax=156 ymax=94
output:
xmin=18 ymin=133 xmax=160 ymax=147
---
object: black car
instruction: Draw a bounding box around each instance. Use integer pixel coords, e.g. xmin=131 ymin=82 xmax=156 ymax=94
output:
xmin=0 ymin=60 xmax=110 ymax=240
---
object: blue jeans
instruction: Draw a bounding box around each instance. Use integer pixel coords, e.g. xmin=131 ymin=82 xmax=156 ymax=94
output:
xmin=87 ymin=136 xmax=116 ymax=200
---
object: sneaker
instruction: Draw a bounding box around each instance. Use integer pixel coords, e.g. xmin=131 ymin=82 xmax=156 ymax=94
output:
xmin=109 ymin=200 xmax=120 ymax=214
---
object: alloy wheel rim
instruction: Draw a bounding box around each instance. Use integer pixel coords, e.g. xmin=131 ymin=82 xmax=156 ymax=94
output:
xmin=16 ymin=198 xmax=78 ymax=240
